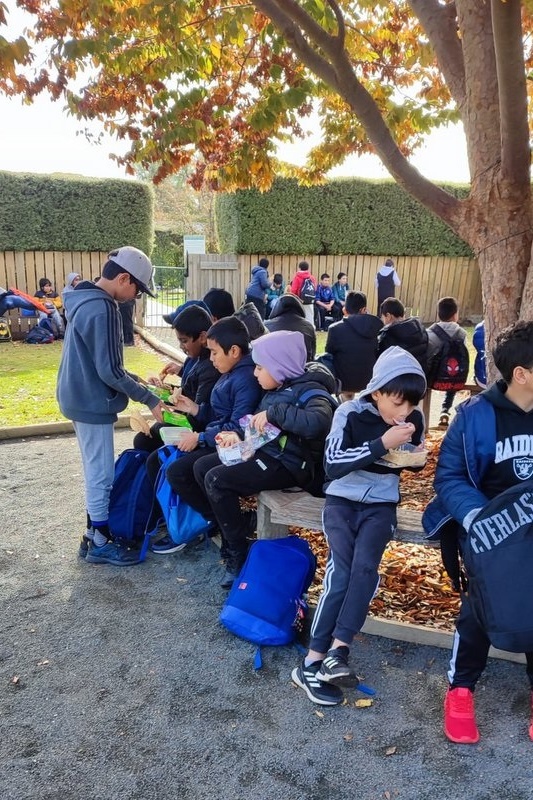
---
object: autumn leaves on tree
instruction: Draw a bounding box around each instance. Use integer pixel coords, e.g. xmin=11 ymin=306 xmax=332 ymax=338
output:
xmin=2 ymin=1 xmax=533 ymax=346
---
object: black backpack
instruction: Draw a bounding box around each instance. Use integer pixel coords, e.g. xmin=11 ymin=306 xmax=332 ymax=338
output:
xmin=299 ymin=276 xmax=316 ymax=305
xmin=428 ymin=325 xmax=469 ymax=391
xmin=462 ymin=481 xmax=533 ymax=652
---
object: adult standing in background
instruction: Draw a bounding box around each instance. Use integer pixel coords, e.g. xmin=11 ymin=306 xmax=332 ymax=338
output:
xmin=245 ymin=257 xmax=270 ymax=319
xmin=61 ymin=272 xmax=82 ymax=325
xmin=375 ymin=258 xmax=401 ymax=314
xmin=62 ymin=272 xmax=81 ymax=298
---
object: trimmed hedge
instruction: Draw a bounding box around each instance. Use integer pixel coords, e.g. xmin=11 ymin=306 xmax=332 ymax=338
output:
xmin=0 ymin=172 xmax=153 ymax=253
xmin=216 ymin=177 xmax=472 ymax=257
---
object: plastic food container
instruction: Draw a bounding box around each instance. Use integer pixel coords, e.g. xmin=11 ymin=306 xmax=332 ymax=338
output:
xmin=382 ymin=443 xmax=428 ymax=467
xmin=161 ymin=410 xmax=192 ymax=428
xmin=159 ymin=427 xmax=193 ymax=446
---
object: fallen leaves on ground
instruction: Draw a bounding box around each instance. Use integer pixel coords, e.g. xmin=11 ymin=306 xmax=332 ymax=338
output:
xmin=293 ymin=430 xmax=460 ymax=631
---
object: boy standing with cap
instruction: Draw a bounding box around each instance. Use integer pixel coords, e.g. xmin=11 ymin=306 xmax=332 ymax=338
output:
xmin=57 ymin=246 xmax=165 ymax=565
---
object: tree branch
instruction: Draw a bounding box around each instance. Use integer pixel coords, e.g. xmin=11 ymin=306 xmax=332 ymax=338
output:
xmin=325 ymin=0 xmax=345 ymax=49
xmin=407 ymin=0 xmax=466 ymax=113
xmin=254 ymin=0 xmax=462 ymax=228
xmin=491 ymin=0 xmax=530 ymax=188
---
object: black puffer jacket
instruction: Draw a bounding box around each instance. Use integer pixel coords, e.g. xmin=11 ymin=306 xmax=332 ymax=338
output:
xmin=264 ymin=295 xmax=316 ymax=360
xmin=326 ymin=313 xmax=382 ymax=392
xmin=377 ymin=318 xmax=428 ymax=371
xmin=259 ymin=363 xmax=336 ymax=486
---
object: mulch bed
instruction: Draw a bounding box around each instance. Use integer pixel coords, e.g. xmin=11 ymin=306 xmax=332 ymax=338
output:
xmin=294 ymin=430 xmax=460 ymax=631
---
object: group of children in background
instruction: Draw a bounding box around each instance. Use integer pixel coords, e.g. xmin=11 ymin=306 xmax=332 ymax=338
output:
xmin=43 ymin=244 xmax=532 ymax=747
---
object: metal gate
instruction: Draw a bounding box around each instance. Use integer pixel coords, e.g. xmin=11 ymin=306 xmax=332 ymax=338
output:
xmin=142 ymin=264 xmax=187 ymax=331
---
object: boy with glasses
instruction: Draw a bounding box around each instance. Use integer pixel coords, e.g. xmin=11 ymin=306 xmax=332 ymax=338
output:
xmin=57 ymin=246 xmax=165 ymax=565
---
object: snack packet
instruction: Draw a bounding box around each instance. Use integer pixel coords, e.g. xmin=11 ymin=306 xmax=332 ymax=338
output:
xmin=216 ymin=415 xmax=280 ymax=466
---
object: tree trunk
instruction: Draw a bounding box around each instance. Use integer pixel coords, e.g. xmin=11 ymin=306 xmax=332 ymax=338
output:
xmin=455 ymin=175 xmax=533 ymax=376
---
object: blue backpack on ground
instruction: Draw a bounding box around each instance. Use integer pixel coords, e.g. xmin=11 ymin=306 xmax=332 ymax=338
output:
xmin=108 ymin=449 xmax=155 ymax=561
xmin=25 ymin=319 xmax=54 ymax=344
xmin=153 ymin=446 xmax=213 ymax=546
xmin=220 ymin=535 xmax=317 ymax=668
xmin=463 ymin=479 xmax=533 ymax=653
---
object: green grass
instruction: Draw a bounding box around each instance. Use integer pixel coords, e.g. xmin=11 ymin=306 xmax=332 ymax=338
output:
xmin=0 ymin=325 xmax=476 ymax=428
xmin=0 ymin=339 xmax=167 ymax=427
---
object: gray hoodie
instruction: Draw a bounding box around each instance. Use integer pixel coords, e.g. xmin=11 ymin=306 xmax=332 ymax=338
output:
xmin=57 ymin=281 xmax=159 ymax=424
xmin=324 ymin=347 xmax=426 ymax=504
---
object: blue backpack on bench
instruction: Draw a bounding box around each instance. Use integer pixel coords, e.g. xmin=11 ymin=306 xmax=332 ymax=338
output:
xmin=219 ymin=535 xmax=317 ymax=668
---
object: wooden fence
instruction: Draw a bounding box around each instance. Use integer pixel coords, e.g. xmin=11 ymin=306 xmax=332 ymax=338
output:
xmin=187 ymin=253 xmax=482 ymax=324
xmin=1 ymin=250 xmax=482 ymax=339
xmin=0 ymin=251 xmax=107 ymax=337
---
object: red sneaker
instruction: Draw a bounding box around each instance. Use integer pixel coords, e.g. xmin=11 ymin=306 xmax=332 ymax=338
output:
xmin=444 ymin=687 xmax=480 ymax=743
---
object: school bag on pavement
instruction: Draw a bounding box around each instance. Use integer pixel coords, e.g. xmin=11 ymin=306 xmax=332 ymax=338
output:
xmin=219 ymin=535 xmax=317 ymax=669
xmin=299 ymin=276 xmax=316 ymax=305
xmin=108 ymin=448 xmax=155 ymax=560
xmin=428 ymin=325 xmax=470 ymax=391
xmin=462 ymin=480 xmax=533 ymax=653
xmin=153 ymin=445 xmax=213 ymax=546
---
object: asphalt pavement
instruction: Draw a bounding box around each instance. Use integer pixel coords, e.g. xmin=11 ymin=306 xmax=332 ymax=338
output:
xmin=1 ymin=428 xmax=532 ymax=800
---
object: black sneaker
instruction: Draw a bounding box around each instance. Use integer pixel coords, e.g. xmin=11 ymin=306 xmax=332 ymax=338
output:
xmin=244 ymin=509 xmax=257 ymax=537
xmin=150 ymin=534 xmax=187 ymax=554
xmin=318 ymin=646 xmax=352 ymax=683
xmin=220 ymin=568 xmax=237 ymax=590
xmin=291 ymin=660 xmax=344 ymax=706
xmin=78 ymin=532 xmax=93 ymax=558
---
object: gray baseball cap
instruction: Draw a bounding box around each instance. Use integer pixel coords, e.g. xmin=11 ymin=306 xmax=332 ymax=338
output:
xmin=108 ymin=246 xmax=156 ymax=297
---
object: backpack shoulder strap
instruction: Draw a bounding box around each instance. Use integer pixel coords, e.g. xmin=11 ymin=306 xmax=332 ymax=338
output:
xmin=296 ymin=388 xmax=339 ymax=410
xmin=432 ymin=324 xmax=451 ymax=344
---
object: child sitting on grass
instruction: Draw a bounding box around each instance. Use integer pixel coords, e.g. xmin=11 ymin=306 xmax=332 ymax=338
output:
xmin=35 ymin=277 xmax=65 ymax=338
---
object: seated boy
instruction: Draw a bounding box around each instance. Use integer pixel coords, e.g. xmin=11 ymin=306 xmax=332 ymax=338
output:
xmin=133 ymin=304 xmax=220 ymax=453
xmin=35 ymin=277 xmax=65 ymax=338
xmin=265 ymin=273 xmax=285 ymax=319
xmin=314 ymin=273 xmax=336 ymax=331
xmin=291 ymin=347 xmax=427 ymax=705
xmin=424 ymin=321 xmax=533 ymax=744
xmin=192 ymin=330 xmax=337 ymax=588
xmin=146 ymin=316 xmax=263 ymax=553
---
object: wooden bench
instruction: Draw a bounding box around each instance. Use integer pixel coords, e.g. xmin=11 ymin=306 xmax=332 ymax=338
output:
xmin=255 ymin=488 xmax=528 ymax=664
xmin=256 ymin=488 xmax=433 ymax=547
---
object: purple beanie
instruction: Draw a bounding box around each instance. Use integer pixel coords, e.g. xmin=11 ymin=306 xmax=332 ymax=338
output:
xmin=252 ymin=330 xmax=307 ymax=383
